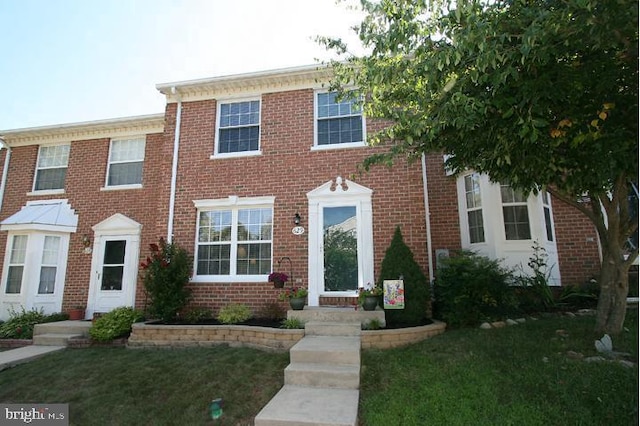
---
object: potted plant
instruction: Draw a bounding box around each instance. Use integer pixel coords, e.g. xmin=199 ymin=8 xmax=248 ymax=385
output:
xmin=278 ymin=286 xmax=308 ymax=310
xmin=268 ymin=272 xmax=289 ymax=289
xmin=68 ymin=306 xmax=86 ymax=320
xmin=359 ymin=283 xmax=382 ymax=311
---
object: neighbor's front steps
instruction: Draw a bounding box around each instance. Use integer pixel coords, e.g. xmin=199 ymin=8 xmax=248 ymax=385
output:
xmin=0 ymin=321 xmax=91 ymax=371
xmin=255 ymin=307 xmax=384 ymax=426
xmin=32 ymin=320 xmax=92 ymax=346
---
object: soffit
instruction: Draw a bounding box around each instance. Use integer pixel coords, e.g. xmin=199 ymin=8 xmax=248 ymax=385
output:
xmin=0 ymin=114 xmax=165 ymax=147
xmin=157 ymin=64 xmax=334 ymax=103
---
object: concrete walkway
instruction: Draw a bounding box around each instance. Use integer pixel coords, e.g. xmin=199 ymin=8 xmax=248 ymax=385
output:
xmin=0 ymin=345 xmax=65 ymax=371
xmin=0 ymin=320 xmax=91 ymax=371
xmin=255 ymin=307 xmax=385 ymax=426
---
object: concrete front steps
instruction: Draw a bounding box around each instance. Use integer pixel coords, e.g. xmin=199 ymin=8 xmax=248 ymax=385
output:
xmin=255 ymin=307 xmax=383 ymax=426
xmin=32 ymin=320 xmax=92 ymax=346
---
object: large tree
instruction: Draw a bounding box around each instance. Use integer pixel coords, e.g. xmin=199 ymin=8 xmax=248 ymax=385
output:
xmin=321 ymin=0 xmax=638 ymax=334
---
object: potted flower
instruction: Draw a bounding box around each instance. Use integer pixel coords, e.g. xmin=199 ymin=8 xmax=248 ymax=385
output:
xmin=358 ymin=283 xmax=382 ymax=311
xmin=68 ymin=305 xmax=86 ymax=320
xmin=278 ymin=286 xmax=308 ymax=310
xmin=268 ymin=272 xmax=289 ymax=288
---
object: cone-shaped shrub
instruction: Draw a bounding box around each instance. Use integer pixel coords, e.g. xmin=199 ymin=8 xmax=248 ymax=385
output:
xmin=377 ymin=226 xmax=430 ymax=325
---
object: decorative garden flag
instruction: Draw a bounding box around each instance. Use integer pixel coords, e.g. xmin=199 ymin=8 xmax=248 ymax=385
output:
xmin=383 ymin=279 xmax=404 ymax=309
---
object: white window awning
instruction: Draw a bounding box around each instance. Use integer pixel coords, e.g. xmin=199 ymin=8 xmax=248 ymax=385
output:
xmin=1 ymin=199 xmax=78 ymax=233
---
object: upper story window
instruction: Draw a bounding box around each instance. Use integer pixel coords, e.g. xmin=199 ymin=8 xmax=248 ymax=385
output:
xmin=464 ymin=173 xmax=485 ymax=243
xmin=315 ymin=91 xmax=365 ymax=148
xmin=500 ymin=183 xmax=531 ymax=240
xmin=34 ymin=144 xmax=70 ymax=192
xmin=106 ymin=137 xmax=145 ymax=188
xmin=194 ymin=197 xmax=274 ymax=282
xmin=215 ymin=99 xmax=261 ymax=157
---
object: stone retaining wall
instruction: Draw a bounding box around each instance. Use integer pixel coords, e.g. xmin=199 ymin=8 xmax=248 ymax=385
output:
xmin=362 ymin=321 xmax=447 ymax=349
xmin=128 ymin=320 xmax=447 ymax=351
xmin=127 ymin=323 xmax=305 ymax=352
xmin=0 ymin=339 xmax=32 ymax=349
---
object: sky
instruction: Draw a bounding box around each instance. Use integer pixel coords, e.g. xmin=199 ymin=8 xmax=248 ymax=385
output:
xmin=0 ymin=0 xmax=364 ymax=131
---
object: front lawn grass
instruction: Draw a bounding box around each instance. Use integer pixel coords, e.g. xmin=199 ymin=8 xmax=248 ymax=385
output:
xmin=359 ymin=309 xmax=638 ymax=425
xmin=0 ymin=310 xmax=636 ymax=425
xmin=0 ymin=346 xmax=289 ymax=425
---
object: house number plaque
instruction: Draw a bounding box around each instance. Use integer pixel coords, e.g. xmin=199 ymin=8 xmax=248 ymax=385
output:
xmin=292 ymin=226 xmax=305 ymax=235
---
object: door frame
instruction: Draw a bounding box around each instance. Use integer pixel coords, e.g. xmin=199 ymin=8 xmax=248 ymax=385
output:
xmin=86 ymin=214 xmax=142 ymax=318
xmin=307 ymin=177 xmax=374 ymax=306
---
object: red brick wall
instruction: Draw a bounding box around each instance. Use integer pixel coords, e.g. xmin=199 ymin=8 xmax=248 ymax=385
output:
xmin=550 ymin=197 xmax=601 ymax=285
xmin=165 ymin=89 xmax=429 ymax=313
xmin=0 ymin=87 xmax=603 ymax=318
xmin=0 ymin=133 xmax=166 ymax=312
xmin=424 ymin=153 xmax=462 ymax=267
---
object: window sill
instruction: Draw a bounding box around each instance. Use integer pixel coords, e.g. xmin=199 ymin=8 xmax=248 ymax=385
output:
xmin=210 ymin=151 xmax=262 ymax=160
xmin=100 ymin=184 xmax=143 ymax=191
xmin=311 ymin=142 xmax=366 ymax=151
xmin=27 ymin=189 xmax=65 ymax=196
xmin=191 ymin=275 xmax=268 ymax=284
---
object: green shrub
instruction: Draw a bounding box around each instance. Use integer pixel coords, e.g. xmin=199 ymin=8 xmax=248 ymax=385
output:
xmin=557 ymin=281 xmax=599 ymax=309
xmin=434 ymin=250 xmax=517 ymax=327
xmin=362 ymin=318 xmax=383 ymax=330
xmin=141 ymin=238 xmax=192 ymax=323
xmin=217 ymin=304 xmax=252 ymax=324
xmin=0 ymin=307 xmax=47 ymax=339
xmin=43 ymin=312 xmax=70 ymax=323
xmin=378 ymin=226 xmax=430 ymax=326
xmin=513 ymin=241 xmax=556 ymax=312
xmin=89 ymin=307 xmax=143 ymax=342
xmin=280 ymin=318 xmax=305 ymax=329
xmin=182 ymin=307 xmax=212 ymax=324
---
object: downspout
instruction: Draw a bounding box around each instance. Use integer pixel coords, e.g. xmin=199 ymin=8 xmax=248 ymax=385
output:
xmin=421 ymin=154 xmax=435 ymax=284
xmin=0 ymin=137 xmax=11 ymax=214
xmin=167 ymin=87 xmax=182 ymax=243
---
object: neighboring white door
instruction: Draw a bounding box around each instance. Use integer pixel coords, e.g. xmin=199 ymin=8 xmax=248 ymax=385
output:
xmin=87 ymin=214 xmax=141 ymax=318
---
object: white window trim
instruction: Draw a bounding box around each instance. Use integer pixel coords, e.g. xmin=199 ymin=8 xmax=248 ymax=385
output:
xmin=212 ymin=97 xmax=262 ymax=159
xmin=463 ymin=173 xmax=486 ymax=245
xmin=102 ymin=136 xmax=146 ymax=190
xmin=0 ymin=231 xmax=71 ymax=320
xmin=312 ymin=90 xmax=366 ymax=151
xmin=192 ymin=196 xmax=275 ymax=283
xmin=500 ymin=184 xmax=532 ymax=241
xmin=542 ymin=191 xmax=555 ymax=242
xmin=31 ymin=143 xmax=70 ymax=194
xmin=456 ymin=171 xmax=561 ymax=285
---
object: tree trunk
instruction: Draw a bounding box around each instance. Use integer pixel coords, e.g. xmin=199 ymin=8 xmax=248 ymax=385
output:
xmin=594 ymin=252 xmax=630 ymax=335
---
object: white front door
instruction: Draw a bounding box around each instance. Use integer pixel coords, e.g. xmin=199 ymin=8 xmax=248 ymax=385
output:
xmin=307 ymin=177 xmax=374 ymax=306
xmin=86 ymin=214 xmax=141 ymax=318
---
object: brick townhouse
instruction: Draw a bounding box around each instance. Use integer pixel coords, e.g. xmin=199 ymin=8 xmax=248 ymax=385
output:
xmin=0 ymin=64 xmax=601 ymax=320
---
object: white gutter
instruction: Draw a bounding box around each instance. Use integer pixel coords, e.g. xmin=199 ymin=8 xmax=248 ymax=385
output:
xmin=0 ymin=137 xmax=11 ymax=213
xmin=421 ymin=154 xmax=435 ymax=283
xmin=166 ymin=87 xmax=183 ymax=243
